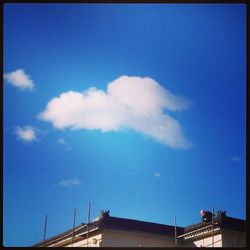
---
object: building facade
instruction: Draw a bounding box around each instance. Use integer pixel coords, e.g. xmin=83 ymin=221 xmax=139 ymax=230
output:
xmin=177 ymin=214 xmax=246 ymax=247
xmin=33 ymin=210 xmax=246 ymax=247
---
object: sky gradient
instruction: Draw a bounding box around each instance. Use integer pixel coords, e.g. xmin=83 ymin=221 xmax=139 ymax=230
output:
xmin=3 ymin=3 xmax=246 ymax=246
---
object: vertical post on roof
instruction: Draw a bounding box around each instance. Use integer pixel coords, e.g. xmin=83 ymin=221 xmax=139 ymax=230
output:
xmin=233 ymin=231 xmax=238 ymax=247
xmin=174 ymin=215 xmax=177 ymax=247
xmin=71 ymin=208 xmax=77 ymax=247
xmin=86 ymin=202 xmax=91 ymax=247
xmin=43 ymin=215 xmax=48 ymax=247
xmin=212 ymin=206 xmax=214 ymax=247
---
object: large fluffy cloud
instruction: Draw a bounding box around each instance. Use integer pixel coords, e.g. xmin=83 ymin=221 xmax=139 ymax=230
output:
xmin=4 ymin=69 xmax=34 ymax=90
xmin=39 ymin=76 xmax=191 ymax=148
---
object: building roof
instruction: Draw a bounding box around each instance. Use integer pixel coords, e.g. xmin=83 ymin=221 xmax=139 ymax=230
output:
xmin=76 ymin=211 xmax=184 ymax=237
xmin=184 ymin=216 xmax=246 ymax=234
xmin=92 ymin=213 xmax=184 ymax=236
xmin=33 ymin=211 xmax=184 ymax=246
xmin=32 ymin=223 xmax=86 ymax=247
xmin=219 ymin=216 xmax=246 ymax=232
xmin=33 ymin=211 xmax=246 ymax=247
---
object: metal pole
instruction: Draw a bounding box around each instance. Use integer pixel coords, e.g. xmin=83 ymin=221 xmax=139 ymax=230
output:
xmin=233 ymin=231 xmax=238 ymax=247
xmin=71 ymin=208 xmax=77 ymax=247
xmin=174 ymin=215 xmax=177 ymax=247
xmin=86 ymin=202 xmax=91 ymax=247
xmin=43 ymin=215 xmax=48 ymax=247
xmin=212 ymin=206 xmax=214 ymax=247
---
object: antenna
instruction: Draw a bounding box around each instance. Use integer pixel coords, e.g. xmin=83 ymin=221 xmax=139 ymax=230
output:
xmin=71 ymin=208 xmax=77 ymax=247
xmin=86 ymin=202 xmax=91 ymax=247
xmin=43 ymin=215 xmax=48 ymax=247
xmin=174 ymin=215 xmax=177 ymax=247
xmin=212 ymin=205 xmax=214 ymax=247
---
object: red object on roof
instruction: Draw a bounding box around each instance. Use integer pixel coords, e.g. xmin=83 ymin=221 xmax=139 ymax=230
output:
xmin=200 ymin=210 xmax=206 ymax=216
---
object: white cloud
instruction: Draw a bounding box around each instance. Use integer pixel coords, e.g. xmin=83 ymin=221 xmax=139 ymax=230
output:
xmin=14 ymin=126 xmax=37 ymax=142
xmin=57 ymin=137 xmax=71 ymax=150
xmin=231 ymin=156 xmax=242 ymax=162
xmin=39 ymin=75 xmax=191 ymax=148
xmin=4 ymin=69 xmax=34 ymax=90
xmin=58 ymin=178 xmax=81 ymax=187
xmin=154 ymin=172 xmax=161 ymax=178
xmin=57 ymin=137 xmax=66 ymax=145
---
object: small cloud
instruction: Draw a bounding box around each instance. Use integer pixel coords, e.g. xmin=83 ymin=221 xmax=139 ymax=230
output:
xmin=231 ymin=156 xmax=242 ymax=162
xmin=154 ymin=172 xmax=161 ymax=178
xmin=57 ymin=137 xmax=71 ymax=150
xmin=57 ymin=137 xmax=66 ymax=145
xmin=4 ymin=69 xmax=34 ymax=91
xmin=14 ymin=126 xmax=37 ymax=142
xmin=58 ymin=178 xmax=81 ymax=187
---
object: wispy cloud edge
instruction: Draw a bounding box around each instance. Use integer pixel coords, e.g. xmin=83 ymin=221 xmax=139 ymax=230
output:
xmin=58 ymin=178 xmax=82 ymax=187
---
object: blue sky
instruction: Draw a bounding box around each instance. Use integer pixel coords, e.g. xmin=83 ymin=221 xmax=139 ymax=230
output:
xmin=3 ymin=3 xmax=246 ymax=246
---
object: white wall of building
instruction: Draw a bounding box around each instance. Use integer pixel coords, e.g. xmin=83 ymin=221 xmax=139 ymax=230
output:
xmin=66 ymin=233 xmax=103 ymax=247
xmin=192 ymin=234 xmax=222 ymax=247
xmin=101 ymin=229 xmax=175 ymax=247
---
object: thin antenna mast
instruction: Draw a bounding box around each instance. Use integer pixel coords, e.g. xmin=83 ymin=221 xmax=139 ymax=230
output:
xmin=174 ymin=215 xmax=177 ymax=247
xmin=86 ymin=202 xmax=91 ymax=247
xmin=71 ymin=208 xmax=77 ymax=247
xmin=212 ymin=206 xmax=214 ymax=247
xmin=43 ymin=215 xmax=48 ymax=247
xmin=233 ymin=231 xmax=238 ymax=247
